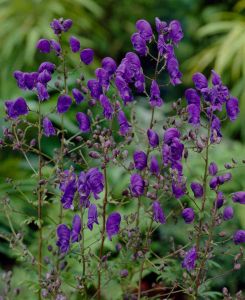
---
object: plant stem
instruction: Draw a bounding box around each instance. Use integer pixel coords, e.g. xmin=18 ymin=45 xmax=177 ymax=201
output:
xmin=80 ymin=208 xmax=87 ymax=299
xmin=97 ymin=165 xmax=108 ymax=300
xmin=37 ymin=101 xmax=43 ymax=300
xmin=194 ymin=121 xmax=211 ymax=297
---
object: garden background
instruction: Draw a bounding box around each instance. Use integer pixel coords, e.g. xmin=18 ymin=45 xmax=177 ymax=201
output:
xmin=0 ymin=0 xmax=244 ymax=298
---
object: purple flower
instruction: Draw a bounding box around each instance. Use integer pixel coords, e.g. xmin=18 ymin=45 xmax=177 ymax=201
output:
xmin=115 ymin=76 xmax=133 ymax=104
xmin=211 ymin=115 xmax=222 ymax=143
xmin=87 ymin=79 xmax=102 ymax=99
xmin=61 ymin=179 xmax=76 ymax=209
xmin=63 ymin=19 xmax=73 ymax=32
xmin=72 ymin=88 xmax=84 ymax=104
xmin=95 ymin=68 xmax=110 ymax=89
xmin=166 ymin=56 xmax=182 ymax=85
xmin=5 ymin=98 xmax=28 ymax=119
xmin=100 ymin=95 xmax=113 ymax=120
xmin=223 ymin=206 xmax=234 ymax=221
xmin=150 ymin=156 xmax=160 ymax=175
xmin=233 ymin=230 xmax=245 ymax=245
xmin=152 ymin=201 xmax=166 ymax=224
xmin=192 ymin=73 xmax=208 ymax=90
xmin=69 ymin=36 xmax=80 ymax=53
xmin=85 ymin=168 xmax=104 ymax=199
xmin=150 ymin=80 xmax=163 ymax=107
xmin=133 ymin=150 xmax=147 ymax=170
xmin=182 ymin=247 xmax=197 ymax=271
xmin=136 ymin=19 xmax=153 ymax=41
xmin=36 ymin=39 xmax=51 ymax=53
xmin=226 ymin=97 xmax=239 ymax=122
xmin=185 ymin=88 xmax=200 ymax=106
xmin=57 ymin=95 xmax=72 ymax=113
xmin=76 ymin=112 xmax=90 ymax=133
xmin=120 ymin=269 xmax=129 ymax=278
xmin=216 ymin=191 xmax=225 ymax=208
xmin=164 ymin=128 xmax=181 ymax=145
xmin=24 ymin=72 xmax=38 ymax=90
xmin=209 ymin=177 xmax=218 ymax=189
xmin=71 ymin=215 xmax=81 ymax=243
xmin=211 ymin=70 xmax=222 ymax=86
xmin=131 ymin=33 xmax=147 ymax=56
xmin=187 ymin=104 xmax=200 ymax=125
xmin=87 ymin=204 xmax=99 ymax=230
xmin=106 ymin=212 xmax=121 ymax=240
xmin=80 ymin=48 xmax=94 ymax=65
xmin=101 ymin=57 xmax=117 ymax=76
xmin=37 ymin=70 xmax=52 ymax=85
xmin=190 ymin=182 xmax=203 ymax=198
xmin=38 ymin=62 xmax=55 ymax=74
xmin=36 ymin=82 xmax=49 ymax=101
xmin=170 ymin=137 xmax=184 ymax=160
xmin=130 ymin=174 xmax=145 ymax=197
xmin=218 ymin=173 xmax=232 ymax=184
xmin=56 ymin=224 xmax=71 ymax=253
xmin=50 ymin=39 xmax=61 ymax=55
xmin=182 ymin=208 xmax=195 ymax=224
xmin=172 ymin=181 xmax=186 ymax=199
xmin=50 ymin=19 xmax=63 ymax=35
xmin=13 ymin=71 xmax=25 ymax=89
xmin=169 ymin=20 xmax=183 ymax=45
xmin=117 ymin=110 xmax=131 ymax=136
xmin=42 ymin=117 xmax=56 ymax=137
xmin=232 ymin=192 xmax=245 ymax=204
xmin=147 ymin=129 xmax=159 ymax=148
xmin=155 ymin=17 xmax=168 ymax=34
xmin=209 ymin=162 xmax=218 ymax=176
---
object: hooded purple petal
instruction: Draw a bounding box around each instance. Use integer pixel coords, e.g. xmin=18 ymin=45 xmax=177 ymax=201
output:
xmin=76 ymin=112 xmax=90 ymax=133
xmin=106 ymin=212 xmax=121 ymax=240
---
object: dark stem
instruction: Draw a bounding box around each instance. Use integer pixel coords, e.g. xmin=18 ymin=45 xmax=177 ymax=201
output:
xmin=97 ymin=164 xmax=108 ymax=300
xmin=80 ymin=208 xmax=87 ymax=299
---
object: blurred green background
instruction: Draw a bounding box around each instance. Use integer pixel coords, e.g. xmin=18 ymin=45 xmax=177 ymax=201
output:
xmin=0 ymin=0 xmax=244 ymax=298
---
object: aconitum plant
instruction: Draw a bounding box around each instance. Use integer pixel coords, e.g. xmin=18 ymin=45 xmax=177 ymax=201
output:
xmin=1 ymin=17 xmax=244 ymax=300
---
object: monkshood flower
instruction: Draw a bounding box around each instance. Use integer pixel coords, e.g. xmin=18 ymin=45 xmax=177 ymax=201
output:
xmin=216 ymin=191 xmax=225 ymax=208
xmin=57 ymin=94 xmax=72 ymax=113
xmin=61 ymin=179 xmax=76 ymax=209
xmin=36 ymin=82 xmax=49 ymax=101
xmin=155 ymin=17 xmax=168 ymax=34
xmin=218 ymin=172 xmax=232 ymax=184
xmin=182 ymin=208 xmax=195 ymax=224
xmin=99 ymin=95 xmax=113 ymax=119
xmin=80 ymin=48 xmax=94 ymax=65
xmin=133 ymin=150 xmax=147 ymax=170
xmin=101 ymin=57 xmax=117 ymax=76
xmin=150 ymin=156 xmax=160 ymax=175
xmin=50 ymin=18 xmax=72 ymax=35
xmin=169 ymin=137 xmax=184 ymax=161
xmin=130 ymin=173 xmax=145 ymax=197
xmin=38 ymin=62 xmax=56 ymax=74
xmin=72 ymin=88 xmax=84 ymax=104
xmin=164 ymin=128 xmax=181 ymax=145
xmin=69 ymin=36 xmax=80 ymax=53
xmin=131 ymin=33 xmax=147 ymax=56
xmin=106 ymin=212 xmax=121 ymax=240
xmin=56 ymin=224 xmax=71 ymax=253
xmin=192 ymin=72 xmax=208 ymax=90
xmin=42 ymin=117 xmax=56 ymax=137
xmin=136 ymin=19 xmax=153 ymax=41
xmin=50 ymin=39 xmax=61 ymax=55
xmin=95 ymin=68 xmax=110 ymax=90
xmin=76 ymin=112 xmax=90 ymax=133
xmin=120 ymin=269 xmax=129 ymax=278
xmin=87 ymin=79 xmax=103 ymax=100
xmin=168 ymin=20 xmax=183 ymax=45
xmin=223 ymin=206 xmax=234 ymax=221
xmin=87 ymin=204 xmax=99 ymax=230
xmin=71 ymin=215 xmax=81 ymax=243
xmin=149 ymin=80 xmax=163 ymax=107
xmin=5 ymin=98 xmax=28 ymax=119
xmin=38 ymin=70 xmax=52 ymax=85
xmin=185 ymin=88 xmax=201 ymax=125
xmin=209 ymin=162 xmax=218 ymax=176
xmin=233 ymin=230 xmax=245 ymax=245
xmin=166 ymin=56 xmax=182 ymax=86
xmin=152 ymin=201 xmax=166 ymax=224
xmin=209 ymin=177 xmax=218 ymax=189
xmin=13 ymin=71 xmax=38 ymax=90
xmin=117 ymin=110 xmax=131 ymax=136
xmin=182 ymin=247 xmax=197 ymax=271
xmin=36 ymin=39 xmax=51 ymax=53
xmin=232 ymin=192 xmax=245 ymax=204
xmin=190 ymin=182 xmax=203 ymax=198
xmin=172 ymin=181 xmax=186 ymax=199
xmin=210 ymin=115 xmax=222 ymax=143
xmin=115 ymin=76 xmax=133 ymax=104
xmin=226 ymin=97 xmax=240 ymax=121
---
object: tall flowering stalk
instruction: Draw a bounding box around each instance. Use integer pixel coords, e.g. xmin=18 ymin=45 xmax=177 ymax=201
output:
xmin=1 ymin=16 xmax=244 ymax=300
